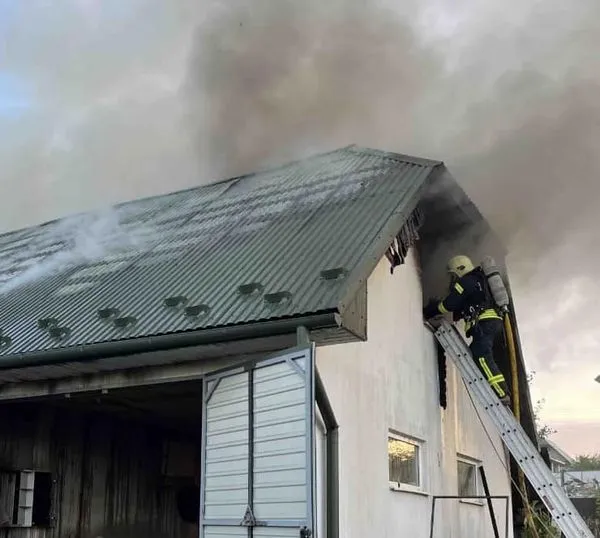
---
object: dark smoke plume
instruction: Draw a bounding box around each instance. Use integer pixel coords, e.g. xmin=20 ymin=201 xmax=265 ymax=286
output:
xmin=187 ymin=0 xmax=600 ymax=446
xmin=187 ymin=0 xmax=441 ymax=179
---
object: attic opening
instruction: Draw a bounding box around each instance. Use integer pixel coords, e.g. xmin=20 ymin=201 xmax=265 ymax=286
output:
xmin=0 ymin=343 xmax=336 ymax=538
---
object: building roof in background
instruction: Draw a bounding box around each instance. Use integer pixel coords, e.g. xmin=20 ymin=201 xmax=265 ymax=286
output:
xmin=0 ymin=146 xmax=442 ymax=368
xmin=541 ymin=439 xmax=574 ymax=464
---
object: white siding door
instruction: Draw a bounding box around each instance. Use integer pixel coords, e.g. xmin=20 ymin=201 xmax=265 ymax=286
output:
xmin=200 ymin=347 xmax=316 ymax=538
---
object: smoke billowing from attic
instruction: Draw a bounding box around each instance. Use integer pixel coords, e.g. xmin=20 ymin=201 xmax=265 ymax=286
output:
xmin=187 ymin=0 xmax=600 ymax=273
xmin=186 ymin=0 xmax=600 ymax=381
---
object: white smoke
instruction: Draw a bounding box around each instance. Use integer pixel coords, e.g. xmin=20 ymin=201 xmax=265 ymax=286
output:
xmin=0 ymin=208 xmax=155 ymax=294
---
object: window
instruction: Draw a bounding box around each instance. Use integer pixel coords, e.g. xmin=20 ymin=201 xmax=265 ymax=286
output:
xmin=551 ymin=460 xmax=565 ymax=473
xmin=457 ymin=456 xmax=482 ymax=503
xmin=0 ymin=470 xmax=53 ymax=527
xmin=388 ymin=431 xmax=424 ymax=493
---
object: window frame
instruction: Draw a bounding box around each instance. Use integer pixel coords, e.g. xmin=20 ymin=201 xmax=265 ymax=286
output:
xmin=456 ymin=455 xmax=483 ymax=506
xmin=0 ymin=469 xmax=54 ymax=528
xmin=388 ymin=430 xmax=426 ymax=495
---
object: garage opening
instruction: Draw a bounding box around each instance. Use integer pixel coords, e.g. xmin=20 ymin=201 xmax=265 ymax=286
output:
xmin=0 ymin=346 xmax=335 ymax=538
xmin=0 ymin=379 xmax=204 ymax=537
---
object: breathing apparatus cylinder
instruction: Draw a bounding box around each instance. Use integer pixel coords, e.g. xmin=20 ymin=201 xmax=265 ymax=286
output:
xmin=480 ymin=256 xmax=510 ymax=312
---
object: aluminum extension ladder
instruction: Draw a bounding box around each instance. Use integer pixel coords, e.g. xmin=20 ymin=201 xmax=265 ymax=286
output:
xmin=432 ymin=319 xmax=593 ymax=538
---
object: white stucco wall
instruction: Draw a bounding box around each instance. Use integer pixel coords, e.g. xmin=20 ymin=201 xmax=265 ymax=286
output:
xmin=316 ymin=250 xmax=513 ymax=538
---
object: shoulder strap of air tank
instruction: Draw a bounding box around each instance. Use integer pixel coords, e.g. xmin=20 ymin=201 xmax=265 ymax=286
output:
xmin=475 ymin=265 xmax=495 ymax=309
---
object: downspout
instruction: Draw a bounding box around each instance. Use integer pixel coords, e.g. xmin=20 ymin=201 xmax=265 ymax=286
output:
xmin=298 ymin=325 xmax=340 ymax=538
xmin=315 ymin=370 xmax=339 ymax=538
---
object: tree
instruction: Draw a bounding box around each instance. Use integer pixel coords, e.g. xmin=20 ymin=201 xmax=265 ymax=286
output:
xmin=527 ymin=371 xmax=557 ymax=440
xmin=533 ymin=398 xmax=557 ymax=441
xmin=568 ymin=454 xmax=600 ymax=471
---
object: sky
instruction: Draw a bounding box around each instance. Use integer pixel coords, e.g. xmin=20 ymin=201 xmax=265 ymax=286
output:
xmin=0 ymin=0 xmax=599 ymax=456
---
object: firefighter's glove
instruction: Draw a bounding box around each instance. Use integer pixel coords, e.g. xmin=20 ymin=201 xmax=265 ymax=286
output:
xmin=423 ymin=298 xmax=441 ymax=320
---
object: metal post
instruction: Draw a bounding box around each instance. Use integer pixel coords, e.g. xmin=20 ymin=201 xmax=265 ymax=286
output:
xmin=429 ymin=497 xmax=438 ymax=538
xmin=316 ymin=369 xmax=339 ymax=538
xmin=297 ymin=325 xmax=311 ymax=347
xmin=429 ymin=496 xmax=509 ymax=538
xmin=479 ymin=466 xmax=501 ymax=538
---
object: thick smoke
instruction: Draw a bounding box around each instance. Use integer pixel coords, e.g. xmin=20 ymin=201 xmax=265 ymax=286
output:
xmin=186 ymin=0 xmax=441 ymax=178
xmin=2 ymin=0 xmax=600 ymax=451
xmin=186 ymin=0 xmax=600 ymax=451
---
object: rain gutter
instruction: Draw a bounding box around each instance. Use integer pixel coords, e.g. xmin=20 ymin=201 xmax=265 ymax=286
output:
xmin=0 ymin=311 xmax=340 ymax=371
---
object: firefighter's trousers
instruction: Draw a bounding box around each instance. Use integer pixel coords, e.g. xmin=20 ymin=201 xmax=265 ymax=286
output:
xmin=469 ymin=319 xmax=509 ymax=399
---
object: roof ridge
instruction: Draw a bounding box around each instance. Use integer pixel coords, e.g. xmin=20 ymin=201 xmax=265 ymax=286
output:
xmin=345 ymin=145 xmax=443 ymax=167
xmin=0 ymin=146 xmax=440 ymax=241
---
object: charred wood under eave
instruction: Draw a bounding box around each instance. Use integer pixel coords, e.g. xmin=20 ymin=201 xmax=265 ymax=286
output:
xmin=436 ymin=342 xmax=448 ymax=410
xmin=385 ymin=207 xmax=424 ymax=273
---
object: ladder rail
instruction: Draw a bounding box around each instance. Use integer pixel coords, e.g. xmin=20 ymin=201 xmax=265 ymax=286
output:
xmin=439 ymin=325 xmax=561 ymax=499
xmin=433 ymin=319 xmax=593 ymax=538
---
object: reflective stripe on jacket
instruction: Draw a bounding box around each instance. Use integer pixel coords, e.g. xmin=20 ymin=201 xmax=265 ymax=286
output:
xmin=465 ymin=308 xmax=502 ymax=332
xmin=423 ymin=267 xmax=501 ymax=326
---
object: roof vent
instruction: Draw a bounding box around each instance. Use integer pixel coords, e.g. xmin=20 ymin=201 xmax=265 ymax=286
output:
xmin=238 ymin=282 xmax=264 ymax=297
xmin=184 ymin=304 xmax=211 ymax=318
xmin=98 ymin=308 xmax=120 ymax=320
xmin=320 ymin=267 xmax=348 ymax=281
xmin=38 ymin=317 xmax=58 ymax=330
xmin=264 ymin=291 xmax=292 ymax=307
xmin=0 ymin=331 xmax=12 ymax=348
xmin=164 ymin=295 xmax=189 ymax=308
xmin=114 ymin=316 xmax=137 ymax=329
xmin=48 ymin=326 xmax=71 ymax=341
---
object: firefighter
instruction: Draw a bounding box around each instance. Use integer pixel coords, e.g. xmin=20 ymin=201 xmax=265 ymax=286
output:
xmin=423 ymin=255 xmax=510 ymax=405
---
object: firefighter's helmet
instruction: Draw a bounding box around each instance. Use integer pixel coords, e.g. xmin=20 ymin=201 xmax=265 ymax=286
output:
xmin=447 ymin=255 xmax=474 ymax=278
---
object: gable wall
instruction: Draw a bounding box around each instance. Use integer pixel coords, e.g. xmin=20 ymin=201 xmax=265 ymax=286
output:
xmin=316 ymin=249 xmax=513 ymax=538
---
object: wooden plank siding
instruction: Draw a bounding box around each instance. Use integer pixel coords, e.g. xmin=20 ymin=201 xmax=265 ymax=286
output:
xmin=0 ymin=403 xmax=199 ymax=538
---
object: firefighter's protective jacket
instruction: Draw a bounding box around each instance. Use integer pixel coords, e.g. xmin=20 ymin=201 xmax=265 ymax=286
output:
xmin=423 ymin=268 xmax=502 ymax=334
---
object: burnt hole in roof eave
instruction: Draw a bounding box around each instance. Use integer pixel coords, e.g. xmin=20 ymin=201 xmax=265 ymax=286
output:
xmin=238 ymin=282 xmax=264 ymax=297
xmin=113 ymin=316 xmax=137 ymax=329
xmin=264 ymin=291 xmax=293 ymax=308
xmin=98 ymin=307 xmax=120 ymax=320
xmin=184 ymin=304 xmax=211 ymax=319
xmin=320 ymin=267 xmax=348 ymax=282
xmin=48 ymin=326 xmax=71 ymax=341
xmin=164 ymin=295 xmax=189 ymax=308
xmin=36 ymin=318 xmax=71 ymax=341
xmin=38 ymin=317 xmax=59 ymax=330
xmin=0 ymin=329 xmax=12 ymax=349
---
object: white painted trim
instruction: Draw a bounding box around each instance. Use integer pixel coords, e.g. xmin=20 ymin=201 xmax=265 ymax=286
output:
xmin=388 ymin=482 xmax=430 ymax=497
xmin=0 ymin=355 xmax=256 ymax=401
xmin=457 ymin=454 xmax=484 ymax=506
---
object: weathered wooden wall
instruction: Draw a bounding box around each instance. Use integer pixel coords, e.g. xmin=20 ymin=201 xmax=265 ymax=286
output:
xmin=0 ymin=402 xmax=199 ymax=538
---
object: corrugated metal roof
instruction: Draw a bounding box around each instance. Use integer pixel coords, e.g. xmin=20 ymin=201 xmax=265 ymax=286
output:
xmin=0 ymin=145 xmax=442 ymax=364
